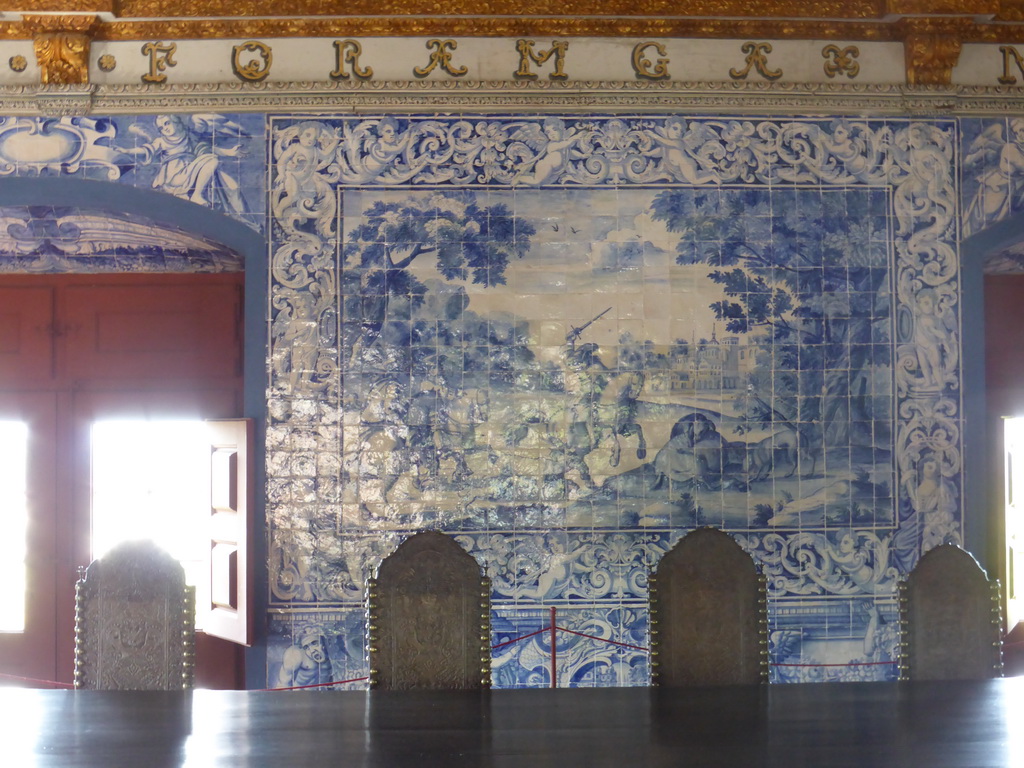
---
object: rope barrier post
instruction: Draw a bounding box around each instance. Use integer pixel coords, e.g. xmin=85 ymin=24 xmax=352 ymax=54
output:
xmin=550 ymin=606 xmax=557 ymax=689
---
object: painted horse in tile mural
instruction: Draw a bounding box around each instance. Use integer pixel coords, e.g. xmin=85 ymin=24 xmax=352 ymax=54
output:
xmin=428 ymin=385 xmax=490 ymax=485
xmin=562 ymin=333 xmax=649 ymax=483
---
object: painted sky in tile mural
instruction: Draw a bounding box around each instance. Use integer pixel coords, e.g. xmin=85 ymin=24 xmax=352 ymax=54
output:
xmin=266 ymin=114 xmax=961 ymax=687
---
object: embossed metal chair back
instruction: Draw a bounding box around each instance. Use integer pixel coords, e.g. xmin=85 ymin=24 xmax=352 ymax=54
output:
xmin=650 ymin=527 xmax=768 ymax=686
xmin=74 ymin=540 xmax=195 ymax=690
xmin=899 ymin=544 xmax=1003 ymax=680
xmin=367 ymin=530 xmax=491 ymax=690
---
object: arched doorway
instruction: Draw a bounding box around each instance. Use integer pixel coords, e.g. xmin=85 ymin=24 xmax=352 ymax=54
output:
xmin=0 ymin=178 xmax=266 ymax=687
xmin=962 ymin=212 xmax=1024 ymax=676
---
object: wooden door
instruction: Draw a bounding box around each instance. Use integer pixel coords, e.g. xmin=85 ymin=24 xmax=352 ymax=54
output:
xmin=1005 ymin=417 xmax=1024 ymax=632
xmin=0 ymin=392 xmax=57 ymax=684
xmin=0 ymin=274 xmax=244 ymax=687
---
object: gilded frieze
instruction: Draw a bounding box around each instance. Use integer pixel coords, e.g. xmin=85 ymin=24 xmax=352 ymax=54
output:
xmin=412 ymin=40 xmax=468 ymax=78
xmin=331 ymin=40 xmax=373 ymax=81
xmin=728 ymin=42 xmax=784 ymax=81
xmin=33 ymin=34 xmax=90 ymax=84
xmin=102 ymin=0 xmax=891 ymax=19
xmin=232 ymin=40 xmax=273 ymax=82
xmin=886 ymin=0 xmax=998 ymax=13
xmin=24 ymin=15 xmax=100 ymax=85
xmin=998 ymin=44 xmax=1024 ymax=83
xmin=141 ymin=42 xmax=176 ymax=84
xmin=822 ymin=44 xmax=861 ymax=78
xmin=995 ymin=0 xmax=1024 ymax=20
xmin=6 ymin=0 xmax=1024 ymax=43
xmin=0 ymin=19 xmax=900 ymax=43
xmin=14 ymin=0 xmax=114 ymax=11
xmin=631 ymin=42 xmax=670 ymax=80
xmin=898 ymin=18 xmax=971 ymax=85
xmin=514 ymin=40 xmax=569 ymax=80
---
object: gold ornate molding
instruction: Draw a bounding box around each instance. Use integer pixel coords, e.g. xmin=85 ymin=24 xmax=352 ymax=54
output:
xmin=103 ymin=0 xmax=892 ymax=19
xmin=2 ymin=5 xmax=1024 ymax=43
xmin=13 ymin=0 xmax=115 ymax=11
xmin=4 ymin=0 xmax=1024 ymax=90
xmin=995 ymin=0 xmax=1024 ymax=20
xmin=23 ymin=13 xmax=100 ymax=35
xmin=4 ymin=0 xmax=1024 ymax=40
xmin=887 ymin=0 xmax=998 ymax=12
xmin=23 ymin=14 xmax=100 ymax=85
xmin=79 ymin=19 xmax=902 ymax=42
xmin=897 ymin=17 xmax=972 ymax=86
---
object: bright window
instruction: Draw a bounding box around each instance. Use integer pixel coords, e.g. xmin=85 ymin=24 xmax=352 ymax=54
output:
xmin=0 ymin=421 xmax=28 ymax=632
xmin=91 ymin=420 xmax=209 ymax=628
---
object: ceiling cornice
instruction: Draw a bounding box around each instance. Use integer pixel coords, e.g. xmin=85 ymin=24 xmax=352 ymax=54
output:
xmin=0 ymin=1 xmax=1022 ymax=41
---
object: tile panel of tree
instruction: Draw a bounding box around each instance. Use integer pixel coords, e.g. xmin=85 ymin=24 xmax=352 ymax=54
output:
xmin=271 ymin=115 xmax=957 ymax=686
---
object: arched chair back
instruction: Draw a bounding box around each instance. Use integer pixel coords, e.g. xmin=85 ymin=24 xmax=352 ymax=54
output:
xmin=650 ymin=527 xmax=768 ymax=686
xmin=367 ymin=530 xmax=491 ymax=690
xmin=899 ymin=544 xmax=1003 ymax=680
xmin=74 ymin=540 xmax=195 ymax=690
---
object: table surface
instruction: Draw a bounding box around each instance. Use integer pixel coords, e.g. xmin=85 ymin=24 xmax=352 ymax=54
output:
xmin=2 ymin=678 xmax=1022 ymax=768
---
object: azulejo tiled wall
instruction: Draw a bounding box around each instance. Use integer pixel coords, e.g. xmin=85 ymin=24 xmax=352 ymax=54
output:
xmin=0 ymin=110 xmax=974 ymax=687
xmin=0 ymin=114 xmax=265 ymax=273
xmin=265 ymin=115 xmax=961 ymax=687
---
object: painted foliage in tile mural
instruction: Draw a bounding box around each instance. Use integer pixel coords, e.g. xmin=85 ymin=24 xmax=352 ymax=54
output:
xmin=266 ymin=115 xmax=961 ymax=687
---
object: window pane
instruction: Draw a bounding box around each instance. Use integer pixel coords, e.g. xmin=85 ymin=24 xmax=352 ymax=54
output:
xmin=91 ymin=420 xmax=209 ymax=628
xmin=0 ymin=421 xmax=28 ymax=632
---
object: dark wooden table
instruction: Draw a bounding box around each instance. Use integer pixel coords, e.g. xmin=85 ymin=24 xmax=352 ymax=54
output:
xmin=2 ymin=678 xmax=1021 ymax=767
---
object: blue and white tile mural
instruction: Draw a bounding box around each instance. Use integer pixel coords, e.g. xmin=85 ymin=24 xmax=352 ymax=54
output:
xmin=0 ymin=114 xmax=264 ymax=270
xmin=962 ymin=117 xmax=1024 ymax=273
xmin=0 ymin=109 xmax=985 ymax=687
xmin=963 ymin=117 xmax=1024 ymax=239
xmin=0 ymin=205 xmax=244 ymax=273
xmin=0 ymin=114 xmax=266 ymax=234
xmin=266 ymin=114 xmax=961 ymax=687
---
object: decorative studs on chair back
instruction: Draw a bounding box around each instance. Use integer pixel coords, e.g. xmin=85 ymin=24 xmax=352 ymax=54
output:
xmin=74 ymin=539 xmax=195 ymax=690
xmin=650 ymin=527 xmax=769 ymax=686
xmin=367 ymin=530 xmax=491 ymax=690
xmin=898 ymin=543 xmax=1003 ymax=681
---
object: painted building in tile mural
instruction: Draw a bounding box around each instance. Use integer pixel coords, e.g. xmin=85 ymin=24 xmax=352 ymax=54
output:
xmin=3 ymin=100 xmax=1023 ymax=686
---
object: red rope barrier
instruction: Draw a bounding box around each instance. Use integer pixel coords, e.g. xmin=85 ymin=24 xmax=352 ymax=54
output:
xmin=550 ymin=607 xmax=557 ymax=689
xmin=0 ymin=673 xmax=75 ymax=689
xmin=491 ymin=627 xmax=549 ymax=650
xmin=260 ymin=676 xmax=369 ymax=691
xmin=554 ymin=626 xmax=650 ymax=652
xmin=485 ymin=609 xmax=915 ymax=680
xmin=772 ymin=661 xmax=896 ymax=668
